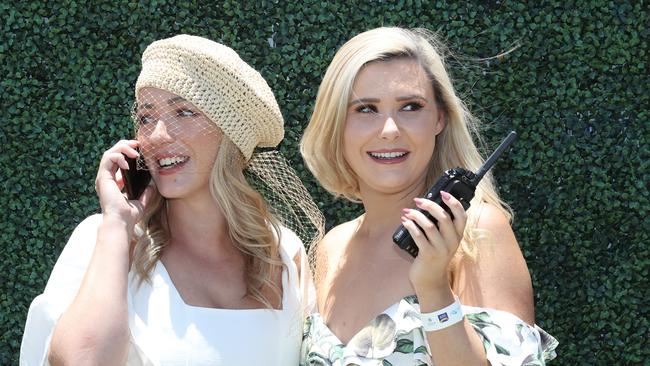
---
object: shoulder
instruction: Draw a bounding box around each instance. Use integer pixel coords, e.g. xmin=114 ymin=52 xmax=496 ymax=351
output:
xmin=473 ymin=203 xmax=512 ymax=234
xmin=60 ymin=214 xmax=103 ymax=258
xmin=55 ymin=214 xmax=103 ymax=265
xmin=315 ymin=218 xmax=358 ymax=259
xmin=470 ymin=204 xmax=523 ymax=262
xmin=43 ymin=214 xmax=103 ymax=292
xmin=457 ymin=203 xmax=536 ymax=324
xmin=69 ymin=213 xmax=104 ymax=239
xmin=276 ymin=225 xmax=304 ymax=260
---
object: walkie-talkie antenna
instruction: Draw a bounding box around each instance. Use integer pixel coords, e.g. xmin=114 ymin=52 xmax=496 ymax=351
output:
xmin=475 ymin=131 xmax=518 ymax=181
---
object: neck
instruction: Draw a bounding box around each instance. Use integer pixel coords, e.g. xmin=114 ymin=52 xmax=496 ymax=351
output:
xmin=165 ymin=190 xmax=237 ymax=260
xmin=356 ymin=180 xmax=427 ymax=242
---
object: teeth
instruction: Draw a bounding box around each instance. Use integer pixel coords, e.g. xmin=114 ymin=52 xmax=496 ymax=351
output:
xmin=158 ymin=156 xmax=188 ymax=167
xmin=369 ymin=151 xmax=407 ymax=159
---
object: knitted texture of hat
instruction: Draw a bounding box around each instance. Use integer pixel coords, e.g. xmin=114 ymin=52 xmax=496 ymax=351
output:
xmin=135 ymin=34 xmax=284 ymax=160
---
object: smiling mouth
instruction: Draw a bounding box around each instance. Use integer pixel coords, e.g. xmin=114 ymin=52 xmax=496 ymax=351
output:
xmin=157 ymin=156 xmax=189 ymax=169
xmin=367 ymin=151 xmax=409 ymax=159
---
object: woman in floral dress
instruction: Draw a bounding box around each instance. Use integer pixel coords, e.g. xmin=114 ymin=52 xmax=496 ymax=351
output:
xmin=299 ymin=27 xmax=558 ymax=365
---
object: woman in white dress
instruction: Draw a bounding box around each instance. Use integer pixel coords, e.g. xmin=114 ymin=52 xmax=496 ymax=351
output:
xmin=299 ymin=27 xmax=557 ymax=365
xmin=20 ymin=34 xmax=322 ymax=366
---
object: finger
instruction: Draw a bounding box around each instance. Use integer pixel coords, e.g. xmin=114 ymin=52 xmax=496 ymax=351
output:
xmin=107 ymin=140 xmax=140 ymax=158
xmin=403 ymin=208 xmax=444 ymax=250
xmin=102 ymin=151 xmax=130 ymax=171
xmin=400 ymin=216 xmax=434 ymax=257
xmin=129 ymin=185 xmax=156 ymax=220
xmin=412 ymin=198 xmax=457 ymax=244
xmin=440 ymin=191 xmax=467 ymax=237
xmin=115 ymin=168 xmax=125 ymax=190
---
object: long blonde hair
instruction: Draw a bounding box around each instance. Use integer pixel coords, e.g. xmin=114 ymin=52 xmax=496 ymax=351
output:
xmin=132 ymin=134 xmax=283 ymax=308
xmin=301 ymin=27 xmax=512 ymax=259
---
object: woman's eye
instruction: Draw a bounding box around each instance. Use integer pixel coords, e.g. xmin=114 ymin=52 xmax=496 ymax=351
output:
xmin=356 ymin=104 xmax=377 ymax=113
xmin=401 ymin=102 xmax=424 ymax=112
xmin=177 ymin=109 xmax=197 ymax=117
xmin=138 ymin=115 xmax=155 ymax=125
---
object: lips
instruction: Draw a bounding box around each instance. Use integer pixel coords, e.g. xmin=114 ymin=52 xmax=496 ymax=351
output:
xmin=367 ymin=149 xmax=409 ymax=164
xmin=158 ymin=156 xmax=189 ymax=169
xmin=153 ymin=154 xmax=190 ymax=175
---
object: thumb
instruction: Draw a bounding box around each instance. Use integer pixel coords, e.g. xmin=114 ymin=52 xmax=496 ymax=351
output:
xmin=137 ymin=185 xmax=157 ymax=210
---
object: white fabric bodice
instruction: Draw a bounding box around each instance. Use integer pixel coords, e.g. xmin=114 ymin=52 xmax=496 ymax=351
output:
xmin=20 ymin=214 xmax=308 ymax=366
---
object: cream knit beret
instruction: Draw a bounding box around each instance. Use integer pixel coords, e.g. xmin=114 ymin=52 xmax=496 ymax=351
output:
xmin=135 ymin=34 xmax=284 ymax=160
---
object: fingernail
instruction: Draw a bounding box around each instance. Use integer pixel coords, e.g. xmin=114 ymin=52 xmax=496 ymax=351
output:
xmin=414 ymin=198 xmax=424 ymax=206
xmin=441 ymin=191 xmax=451 ymax=200
xmin=402 ymin=208 xmax=411 ymax=214
xmin=400 ymin=216 xmax=407 ymax=222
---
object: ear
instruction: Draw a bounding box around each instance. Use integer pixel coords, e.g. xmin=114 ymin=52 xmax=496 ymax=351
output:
xmin=434 ymin=107 xmax=446 ymax=135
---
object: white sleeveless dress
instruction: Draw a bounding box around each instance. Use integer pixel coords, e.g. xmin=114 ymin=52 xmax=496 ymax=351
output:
xmin=20 ymin=214 xmax=312 ymax=366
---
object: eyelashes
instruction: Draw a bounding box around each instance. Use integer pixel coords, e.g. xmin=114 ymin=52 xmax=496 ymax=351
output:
xmin=353 ymin=102 xmax=425 ymax=114
xmin=137 ymin=108 xmax=199 ymax=125
xmin=355 ymin=104 xmax=378 ymax=113
xmin=401 ymin=102 xmax=424 ymax=112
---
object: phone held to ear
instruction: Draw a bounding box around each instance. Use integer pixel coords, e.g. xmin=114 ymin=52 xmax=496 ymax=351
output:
xmin=392 ymin=131 xmax=518 ymax=257
xmin=120 ymin=151 xmax=151 ymax=200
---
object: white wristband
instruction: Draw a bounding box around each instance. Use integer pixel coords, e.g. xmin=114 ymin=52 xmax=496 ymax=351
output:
xmin=419 ymin=296 xmax=464 ymax=332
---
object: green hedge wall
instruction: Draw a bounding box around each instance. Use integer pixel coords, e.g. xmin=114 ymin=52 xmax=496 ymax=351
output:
xmin=2 ymin=1 xmax=648 ymax=364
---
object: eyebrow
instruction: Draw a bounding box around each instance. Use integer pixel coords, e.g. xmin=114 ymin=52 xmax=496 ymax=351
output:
xmin=395 ymin=94 xmax=428 ymax=102
xmin=348 ymin=95 xmax=428 ymax=106
xmin=138 ymin=103 xmax=154 ymax=110
xmin=348 ymin=97 xmax=380 ymax=106
xmin=137 ymin=96 xmax=187 ymax=111
xmin=167 ymin=96 xmax=186 ymax=105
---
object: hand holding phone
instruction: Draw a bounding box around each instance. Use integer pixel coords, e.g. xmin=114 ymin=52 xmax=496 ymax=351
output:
xmin=393 ymin=131 xmax=517 ymax=257
xmin=120 ymin=151 xmax=151 ymax=200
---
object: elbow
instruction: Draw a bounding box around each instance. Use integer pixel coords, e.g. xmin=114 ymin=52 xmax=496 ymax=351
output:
xmin=48 ymin=330 xmax=129 ymax=366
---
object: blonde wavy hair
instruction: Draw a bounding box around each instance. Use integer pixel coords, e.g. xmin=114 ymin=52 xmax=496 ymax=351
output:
xmin=131 ymin=133 xmax=283 ymax=309
xmin=300 ymin=27 xmax=512 ymax=260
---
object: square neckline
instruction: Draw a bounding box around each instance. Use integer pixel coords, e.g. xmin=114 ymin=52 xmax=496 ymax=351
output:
xmin=153 ymin=243 xmax=292 ymax=312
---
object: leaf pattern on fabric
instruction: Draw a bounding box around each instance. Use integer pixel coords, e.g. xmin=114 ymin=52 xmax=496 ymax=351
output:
xmin=393 ymin=339 xmax=414 ymax=354
xmin=495 ymin=343 xmax=511 ymax=355
xmin=413 ymin=345 xmax=428 ymax=354
xmin=300 ymin=299 xmax=558 ymax=366
xmin=348 ymin=314 xmax=397 ymax=359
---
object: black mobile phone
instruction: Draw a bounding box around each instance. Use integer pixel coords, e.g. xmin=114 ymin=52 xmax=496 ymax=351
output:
xmin=121 ymin=151 xmax=151 ymax=200
xmin=393 ymin=131 xmax=518 ymax=257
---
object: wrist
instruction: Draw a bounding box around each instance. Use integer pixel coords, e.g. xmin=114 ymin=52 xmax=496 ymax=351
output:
xmin=414 ymin=283 xmax=455 ymax=313
xmin=100 ymin=214 xmax=135 ymax=242
xmin=102 ymin=212 xmax=133 ymax=227
xmin=419 ymin=296 xmax=464 ymax=332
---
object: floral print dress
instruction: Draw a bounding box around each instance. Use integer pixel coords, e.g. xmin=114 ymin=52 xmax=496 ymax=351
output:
xmin=300 ymin=296 xmax=558 ymax=366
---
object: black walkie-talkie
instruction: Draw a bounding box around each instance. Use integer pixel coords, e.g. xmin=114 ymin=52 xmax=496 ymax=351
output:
xmin=393 ymin=131 xmax=518 ymax=257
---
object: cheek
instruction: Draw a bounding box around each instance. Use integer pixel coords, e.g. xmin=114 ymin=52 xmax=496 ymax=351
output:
xmin=342 ymin=121 xmax=366 ymax=158
xmin=193 ymin=135 xmax=220 ymax=163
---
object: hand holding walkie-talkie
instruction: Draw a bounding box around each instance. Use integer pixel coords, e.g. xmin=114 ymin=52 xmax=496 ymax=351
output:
xmin=393 ymin=131 xmax=518 ymax=257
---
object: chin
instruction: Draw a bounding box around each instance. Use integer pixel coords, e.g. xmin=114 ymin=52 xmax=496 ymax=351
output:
xmin=157 ymin=183 xmax=211 ymax=201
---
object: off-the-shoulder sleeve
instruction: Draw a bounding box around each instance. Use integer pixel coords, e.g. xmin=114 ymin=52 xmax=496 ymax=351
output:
xmin=278 ymin=226 xmax=316 ymax=316
xmin=463 ymin=305 xmax=558 ymax=365
xmin=20 ymin=214 xmax=102 ymax=366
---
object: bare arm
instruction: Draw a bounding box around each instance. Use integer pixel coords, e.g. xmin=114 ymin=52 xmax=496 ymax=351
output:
xmin=48 ymin=217 xmax=132 ymax=366
xmin=453 ymin=204 xmax=535 ymax=324
xmin=403 ymin=190 xmax=537 ymax=366
xmin=48 ymin=140 xmax=152 ymax=366
xmin=403 ymin=193 xmax=488 ymax=365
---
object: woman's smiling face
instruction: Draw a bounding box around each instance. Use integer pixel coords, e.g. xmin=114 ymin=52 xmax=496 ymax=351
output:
xmin=136 ymin=87 xmax=221 ymax=199
xmin=343 ymin=57 xmax=445 ymax=197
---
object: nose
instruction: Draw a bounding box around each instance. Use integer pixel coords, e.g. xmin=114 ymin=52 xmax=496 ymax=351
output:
xmin=380 ymin=114 xmax=400 ymax=141
xmin=147 ymin=119 xmax=174 ymax=143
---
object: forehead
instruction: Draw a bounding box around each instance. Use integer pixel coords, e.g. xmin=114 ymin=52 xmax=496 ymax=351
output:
xmin=351 ymin=58 xmax=433 ymax=97
xmin=137 ymin=87 xmax=187 ymax=106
